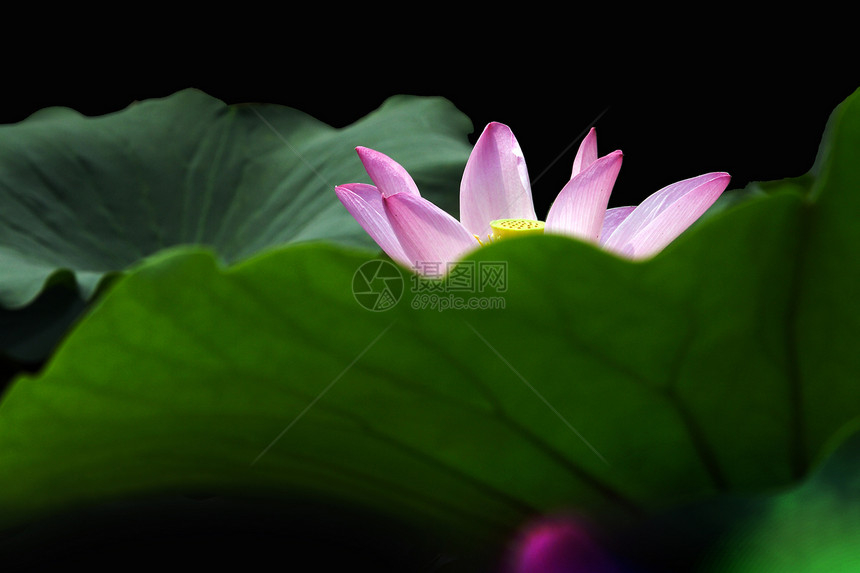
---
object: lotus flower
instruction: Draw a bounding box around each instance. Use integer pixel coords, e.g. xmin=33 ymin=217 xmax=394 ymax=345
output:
xmin=335 ymin=123 xmax=729 ymax=272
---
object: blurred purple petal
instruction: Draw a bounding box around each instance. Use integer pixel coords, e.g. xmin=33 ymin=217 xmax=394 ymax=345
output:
xmin=508 ymin=517 xmax=621 ymax=573
xmin=460 ymin=122 xmax=537 ymax=239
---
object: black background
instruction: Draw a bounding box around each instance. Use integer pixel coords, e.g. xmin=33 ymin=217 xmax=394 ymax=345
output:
xmin=2 ymin=24 xmax=855 ymax=218
xmin=1 ymin=13 xmax=857 ymax=572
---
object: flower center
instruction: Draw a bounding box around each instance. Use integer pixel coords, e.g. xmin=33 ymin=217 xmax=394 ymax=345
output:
xmin=490 ymin=218 xmax=545 ymax=241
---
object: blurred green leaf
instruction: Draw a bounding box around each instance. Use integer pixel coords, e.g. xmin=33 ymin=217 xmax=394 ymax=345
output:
xmin=0 ymin=89 xmax=472 ymax=361
xmin=606 ymin=422 xmax=860 ymax=572
xmin=710 ymin=422 xmax=860 ymax=572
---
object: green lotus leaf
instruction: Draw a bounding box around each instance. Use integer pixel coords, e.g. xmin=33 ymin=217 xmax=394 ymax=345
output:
xmin=0 ymin=89 xmax=472 ymax=362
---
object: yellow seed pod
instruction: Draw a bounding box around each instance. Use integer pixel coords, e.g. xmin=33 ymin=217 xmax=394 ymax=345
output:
xmin=490 ymin=218 xmax=546 ymax=241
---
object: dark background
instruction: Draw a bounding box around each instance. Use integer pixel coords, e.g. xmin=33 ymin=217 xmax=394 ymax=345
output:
xmin=2 ymin=28 xmax=856 ymax=218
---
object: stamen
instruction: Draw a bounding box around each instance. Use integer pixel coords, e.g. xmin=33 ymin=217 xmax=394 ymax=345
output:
xmin=490 ymin=218 xmax=546 ymax=241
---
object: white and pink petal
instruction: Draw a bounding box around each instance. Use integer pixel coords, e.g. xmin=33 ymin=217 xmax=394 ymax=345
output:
xmin=385 ymin=192 xmax=480 ymax=269
xmin=601 ymin=172 xmax=730 ymax=258
xmin=598 ymin=206 xmax=636 ymax=244
xmin=571 ymin=127 xmax=599 ymax=178
xmin=355 ymin=146 xmax=421 ymax=198
xmin=334 ymin=183 xmax=411 ymax=266
xmin=545 ymin=150 xmax=624 ymax=241
xmin=460 ymin=122 xmax=537 ymax=240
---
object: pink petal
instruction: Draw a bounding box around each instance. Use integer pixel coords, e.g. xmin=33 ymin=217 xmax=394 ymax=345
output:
xmin=385 ymin=192 xmax=480 ymax=269
xmin=598 ymin=206 xmax=636 ymax=244
xmin=460 ymin=122 xmax=537 ymax=240
xmin=355 ymin=146 xmax=421 ymax=198
xmin=335 ymin=183 xmax=411 ymax=266
xmin=544 ymin=150 xmax=624 ymax=241
xmin=571 ymin=127 xmax=599 ymax=177
xmin=601 ymin=172 xmax=731 ymax=258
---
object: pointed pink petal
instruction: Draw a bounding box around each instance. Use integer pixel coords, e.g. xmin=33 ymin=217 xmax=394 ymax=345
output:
xmin=602 ymin=172 xmax=731 ymax=258
xmin=571 ymin=127 xmax=599 ymax=177
xmin=355 ymin=146 xmax=420 ymax=198
xmin=598 ymin=206 xmax=635 ymax=244
xmin=544 ymin=150 xmax=624 ymax=241
xmin=385 ymin=192 xmax=479 ymax=268
xmin=335 ymin=183 xmax=411 ymax=266
xmin=460 ymin=122 xmax=536 ymax=240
